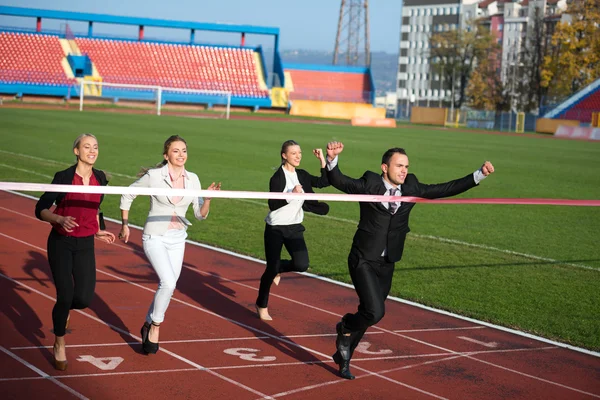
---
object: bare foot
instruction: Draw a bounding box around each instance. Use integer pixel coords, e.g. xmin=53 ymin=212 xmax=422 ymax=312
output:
xmin=255 ymin=305 xmax=273 ymax=321
xmin=273 ymin=274 xmax=281 ymax=286
xmin=53 ymin=337 xmax=66 ymax=362
xmin=148 ymin=323 xmax=160 ymax=343
xmin=53 ymin=335 xmax=67 ymax=370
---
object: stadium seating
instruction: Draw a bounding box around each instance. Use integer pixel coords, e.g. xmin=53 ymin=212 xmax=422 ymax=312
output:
xmin=0 ymin=32 xmax=74 ymax=86
xmin=75 ymin=38 xmax=269 ymax=98
xmin=286 ymin=69 xmax=371 ymax=103
xmin=560 ymin=90 xmax=600 ymax=123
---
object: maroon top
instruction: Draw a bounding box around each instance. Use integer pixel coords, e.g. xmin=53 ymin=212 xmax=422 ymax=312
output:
xmin=52 ymin=173 xmax=102 ymax=237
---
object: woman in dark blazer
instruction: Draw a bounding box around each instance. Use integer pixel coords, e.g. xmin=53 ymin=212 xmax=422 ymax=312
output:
xmin=255 ymin=140 xmax=330 ymax=321
xmin=35 ymin=134 xmax=115 ymax=371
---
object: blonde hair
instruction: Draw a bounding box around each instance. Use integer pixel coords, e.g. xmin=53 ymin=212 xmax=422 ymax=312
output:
xmin=73 ymin=133 xmax=97 ymax=150
xmin=73 ymin=133 xmax=98 ymax=162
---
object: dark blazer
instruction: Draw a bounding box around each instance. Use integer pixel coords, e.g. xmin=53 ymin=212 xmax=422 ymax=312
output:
xmin=268 ymin=166 xmax=330 ymax=216
xmin=327 ymin=164 xmax=477 ymax=262
xmin=35 ymin=165 xmax=108 ymax=223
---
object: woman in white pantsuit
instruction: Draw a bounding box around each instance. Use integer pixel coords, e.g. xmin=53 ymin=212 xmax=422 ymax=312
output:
xmin=119 ymin=135 xmax=220 ymax=354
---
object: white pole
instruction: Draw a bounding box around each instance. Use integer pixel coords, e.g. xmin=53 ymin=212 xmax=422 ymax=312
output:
xmin=226 ymin=93 xmax=231 ymax=120
xmin=157 ymin=87 xmax=162 ymax=116
xmin=450 ymin=65 xmax=455 ymax=121
xmin=79 ymin=80 xmax=84 ymax=112
xmin=439 ymin=72 xmax=444 ymax=108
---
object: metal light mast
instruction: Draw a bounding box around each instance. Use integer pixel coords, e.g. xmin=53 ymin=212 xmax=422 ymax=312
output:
xmin=333 ymin=0 xmax=370 ymax=66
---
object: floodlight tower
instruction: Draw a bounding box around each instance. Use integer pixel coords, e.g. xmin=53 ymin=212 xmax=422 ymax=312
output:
xmin=332 ymin=0 xmax=371 ymax=66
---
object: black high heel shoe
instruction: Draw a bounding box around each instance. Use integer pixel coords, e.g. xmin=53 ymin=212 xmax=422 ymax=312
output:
xmin=141 ymin=322 xmax=159 ymax=354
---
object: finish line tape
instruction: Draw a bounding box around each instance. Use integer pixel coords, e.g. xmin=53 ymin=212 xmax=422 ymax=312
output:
xmin=0 ymin=182 xmax=599 ymax=206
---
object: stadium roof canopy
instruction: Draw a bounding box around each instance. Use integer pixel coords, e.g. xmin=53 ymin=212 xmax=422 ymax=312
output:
xmin=0 ymin=6 xmax=280 ymax=36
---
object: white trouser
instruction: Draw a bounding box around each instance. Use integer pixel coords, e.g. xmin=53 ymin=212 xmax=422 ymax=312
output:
xmin=142 ymin=229 xmax=187 ymax=324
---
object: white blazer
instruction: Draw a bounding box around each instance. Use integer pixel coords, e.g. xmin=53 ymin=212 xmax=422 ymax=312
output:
xmin=120 ymin=164 xmax=206 ymax=235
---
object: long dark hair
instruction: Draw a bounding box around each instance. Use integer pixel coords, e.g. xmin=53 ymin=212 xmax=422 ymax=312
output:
xmin=138 ymin=135 xmax=187 ymax=176
xmin=280 ymin=139 xmax=299 ymax=164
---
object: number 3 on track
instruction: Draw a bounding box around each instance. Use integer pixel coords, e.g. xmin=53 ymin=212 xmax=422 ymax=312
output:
xmin=223 ymin=348 xmax=276 ymax=362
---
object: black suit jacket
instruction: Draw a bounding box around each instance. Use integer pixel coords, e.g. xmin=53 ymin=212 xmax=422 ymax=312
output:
xmin=268 ymin=166 xmax=330 ymax=216
xmin=327 ymin=164 xmax=477 ymax=262
xmin=35 ymin=165 xmax=109 ymax=226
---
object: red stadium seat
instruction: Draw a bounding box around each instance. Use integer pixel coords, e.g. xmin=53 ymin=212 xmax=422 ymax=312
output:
xmin=286 ymin=69 xmax=371 ymax=103
xmin=73 ymin=37 xmax=267 ymax=98
xmin=0 ymin=32 xmax=75 ymax=86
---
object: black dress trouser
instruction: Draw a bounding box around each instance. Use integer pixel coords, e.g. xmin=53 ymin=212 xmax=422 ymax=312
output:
xmin=47 ymin=229 xmax=96 ymax=336
xmin=256 ymin=223 xmax=309 ymax=308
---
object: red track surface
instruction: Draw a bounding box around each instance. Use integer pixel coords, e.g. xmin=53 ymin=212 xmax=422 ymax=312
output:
xmin=1 ymin=191 xmax=599 ymax=399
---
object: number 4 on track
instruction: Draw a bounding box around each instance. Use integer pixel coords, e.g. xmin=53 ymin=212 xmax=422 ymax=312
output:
xmin=77 ymin=355 xmax=124 ymax=370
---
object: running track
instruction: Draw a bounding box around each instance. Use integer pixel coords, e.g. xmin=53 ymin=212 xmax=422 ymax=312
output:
xmin=0 ymin=191 xmax=598 ymax=400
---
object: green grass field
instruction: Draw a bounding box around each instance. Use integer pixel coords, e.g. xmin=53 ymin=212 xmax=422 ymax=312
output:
xmin=1 ymin=108 xmax=599 ymax=350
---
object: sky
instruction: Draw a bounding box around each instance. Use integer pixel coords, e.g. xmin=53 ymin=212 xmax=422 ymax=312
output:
xmin=0 ymin=0 xmax=403 ymax=53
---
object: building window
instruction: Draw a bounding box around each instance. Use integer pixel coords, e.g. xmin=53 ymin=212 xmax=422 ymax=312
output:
xmin=433 ymin=8 xmax=437 ymax=16
xmin=425 ymin=25 xmax=430 ymax=32
xmin=398 ymin=80 xmax=406 ymax=89
xmin=434 ymin=89 xmax=439 ymax=97
xmin=498 ymin=23 xmax=503 ymax=31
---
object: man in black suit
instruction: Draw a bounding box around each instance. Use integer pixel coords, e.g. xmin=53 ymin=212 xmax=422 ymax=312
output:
xmin=325 ymin=141 xmax=495 ymax=379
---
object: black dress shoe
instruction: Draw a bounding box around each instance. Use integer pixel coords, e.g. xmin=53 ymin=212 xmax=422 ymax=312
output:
xmin=332 ymin=351 xmax=355 ymax=380
xmin=335 ymin=322 xmax=352 ymax=359
xmin=334 ymin=322 xmax=355 ymax=380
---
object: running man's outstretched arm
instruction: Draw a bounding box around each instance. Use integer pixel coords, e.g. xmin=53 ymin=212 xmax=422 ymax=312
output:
xmin=325 ymin=141 xmax=368 ymax=195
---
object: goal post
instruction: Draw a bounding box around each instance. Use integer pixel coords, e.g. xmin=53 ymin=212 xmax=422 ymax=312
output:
xmin=78 ymin=80 xmax=232 ymax=119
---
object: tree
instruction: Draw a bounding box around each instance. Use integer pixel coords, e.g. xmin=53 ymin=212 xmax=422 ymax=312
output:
xmin=541 ymin=0 xmax=600 ymax=100
xmin=430 ymin=22 xmax=500 ymax=109
xmin=465 ymin=36 xmax=507 ymax=111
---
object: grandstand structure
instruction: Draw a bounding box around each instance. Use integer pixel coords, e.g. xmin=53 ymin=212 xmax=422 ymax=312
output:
xmin=0 ymin=6 xmax=383 ymax=120
xmin=542 ymin=79 xmax=600 ymax=124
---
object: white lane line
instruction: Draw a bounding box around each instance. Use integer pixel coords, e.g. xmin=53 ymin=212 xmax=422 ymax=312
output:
xmin=0 ymin=232 xmax=449 ymax=400
xmin=1 ymin=153 xmax=595 ymax=272
xmin=0 ymin=268 xmax=273 ymax=399
xmin=0 ymin=367 xmax=198 ymax=382
xmin=0 ymin=345 xmax=88 ymax=399
xmin=266 ymin=346 xmax=564 ymax=400
xmin=9 ymin=326 xmax=483 ymax=350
